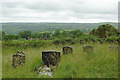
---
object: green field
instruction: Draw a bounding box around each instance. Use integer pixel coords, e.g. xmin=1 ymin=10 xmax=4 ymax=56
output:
xmin=2 ymin=43 xmax=118 ymax=78
xmin=2 ymin=22 xmax=118 ymax=34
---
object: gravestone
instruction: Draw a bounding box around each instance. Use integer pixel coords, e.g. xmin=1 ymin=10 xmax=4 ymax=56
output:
xmin=63 ymin=46 xmax=72 ymax=55
xmin=16 ymin=51 xmax=25 ymax=55
xmin=12 ymin=55 xmax=25 ymax=67
xmin=109 ymin=46 xmax=118 ymax=51
xmin=12 ymin=51 xmax=25 ymax=67
xmin=42 ymin=51 xmax=60 ymax=67
xmin=83 ymin=45 xmax=93 ymax=53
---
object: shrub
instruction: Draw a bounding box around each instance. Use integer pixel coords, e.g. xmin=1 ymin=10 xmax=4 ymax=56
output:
xmin=3 ymin=40 xmax=45 ymax=48
xmin=90 ymin=24 xmax=119 ymax=38
xmin=105 ymin=36 xmax=118 ymax=43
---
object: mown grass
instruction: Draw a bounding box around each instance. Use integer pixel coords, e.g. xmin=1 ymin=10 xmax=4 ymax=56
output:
xmin=2 ymin=43 xmax=118 ymax=78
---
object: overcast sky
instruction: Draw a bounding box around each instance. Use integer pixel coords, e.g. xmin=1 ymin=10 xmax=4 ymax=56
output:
xmin=0 ymin=0 xmax=119 ymax=23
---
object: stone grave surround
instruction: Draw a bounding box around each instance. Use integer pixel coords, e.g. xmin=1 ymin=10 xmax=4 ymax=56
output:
xmin=63 ymin=46 xmax=72 ymax=55
xmin=83 ymin=45 xmax=93 ymax=53
xmin=42 ymin=51 xmax=60 ymax=67
xmin=12 ymin=51 xmax=25 ymax=68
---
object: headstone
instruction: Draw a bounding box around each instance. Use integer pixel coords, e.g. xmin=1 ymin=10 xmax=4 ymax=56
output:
xmin=42 ymin=51 xmax=60 ymax=67
xmin=12 ymin=54 xmax=25 ymax=67
xmin=109 ymin=46 xmax=118 ymax=51
xmin=83 ymin=45 xmax=93 ymax=53
xmin=63 ymin=46 xmax=72 ymax=55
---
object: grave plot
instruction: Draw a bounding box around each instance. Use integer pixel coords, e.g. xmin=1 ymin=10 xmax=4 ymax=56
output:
xmin=37 ymin=51 xmax=60 ymax=77
xmin=12 ymin=51 xmax=25 ymax=68
xmin=63 ymin=46 xmax=72 ymax=55
xmin=83 ymin=45 xmax=94 ymax=53
xmin=42 ymin=51 xmax=60 ymax=67
xmin=38 ymin=65 xmax=56 ymax=77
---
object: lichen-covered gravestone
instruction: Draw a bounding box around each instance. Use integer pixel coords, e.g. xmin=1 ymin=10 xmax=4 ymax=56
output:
xmin=42 ymin=51 xmax=60 ymax=67
xmin=63 ymin=46 xmax=72 ymax=55
xmin=12 ymin=51 xmax=25 ymax=68
xmin=83 ymin=45 xmax=93 ymax=53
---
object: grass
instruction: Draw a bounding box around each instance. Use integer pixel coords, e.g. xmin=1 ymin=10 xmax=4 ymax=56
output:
xmin=0 ymin=41 xmax=2 ymax=79
xmin=2 ymin=43 xmax=118 ymax=78
xmin=0 ymin=53 xmax=1 ymax=79
xmin=54 ymin=44 xmax=118 ymax=78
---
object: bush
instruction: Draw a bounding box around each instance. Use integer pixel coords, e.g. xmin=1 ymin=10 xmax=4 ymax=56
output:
xmin=97 ymin=38 xmax=103 ymax=44
xmin=3 ymin=40 xmax=45 ymax=48
xmin=26 ymin=40 xmax=45 ymax=47
xmin=90 ymin=24 xmax=119 ymax=38
xmin=53 ymin=38 xmax=75 ymax=45
xmin=105 ymin=36 xmax=118 ymax=43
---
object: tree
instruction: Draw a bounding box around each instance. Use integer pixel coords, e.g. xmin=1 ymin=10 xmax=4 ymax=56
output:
xmin=61 ymin=30 xmax=69 ymax=37
xmin=53 ymin=29 xmax=61 ymax=37
xmin=89 ymin=29 xmax=96 ymax=36
xmin=70 ymin=29 xmax=84 ymax=38
xmin=3 ymin=34 xmax=19 ymax=40
xmin=43 ymin=32 xmax=50 ymax=38
xmin=19 ymin=31 xmax=32 ymax=39
xmin=2 ymin=31 xmax=5 ymax=37
xmin=90 ymin=24 xmax=119 ymax=38
xmin=32 ymin=32 xmax=42 ymax=38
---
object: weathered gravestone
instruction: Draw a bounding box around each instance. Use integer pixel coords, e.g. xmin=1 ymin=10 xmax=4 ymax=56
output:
xmin=42 ymin=51 xmax=60 ymax=67
xmin=63 ymin=46 xmax=72 ymax=55
xmin=12 ymin=51 xmax=25 ymax=68
xmin=83 ymin=45 xmax=93 ymax=53
xmin=12 ymin=55 xmax=25 ymax=67
xmin=109 ymin=46 xmax=118 ymax=51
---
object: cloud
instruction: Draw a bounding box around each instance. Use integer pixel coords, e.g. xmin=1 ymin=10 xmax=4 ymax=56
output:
xmin=0 ymin=0 xmax=119 ymax=23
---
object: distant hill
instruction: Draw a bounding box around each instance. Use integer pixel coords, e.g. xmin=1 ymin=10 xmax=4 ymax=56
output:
xmin=2 ymin=22 xmax=118 ymax=34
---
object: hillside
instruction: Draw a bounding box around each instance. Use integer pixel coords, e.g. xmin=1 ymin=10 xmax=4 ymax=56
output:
xmin=2 ymin=22 xmax=118 ymax=34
